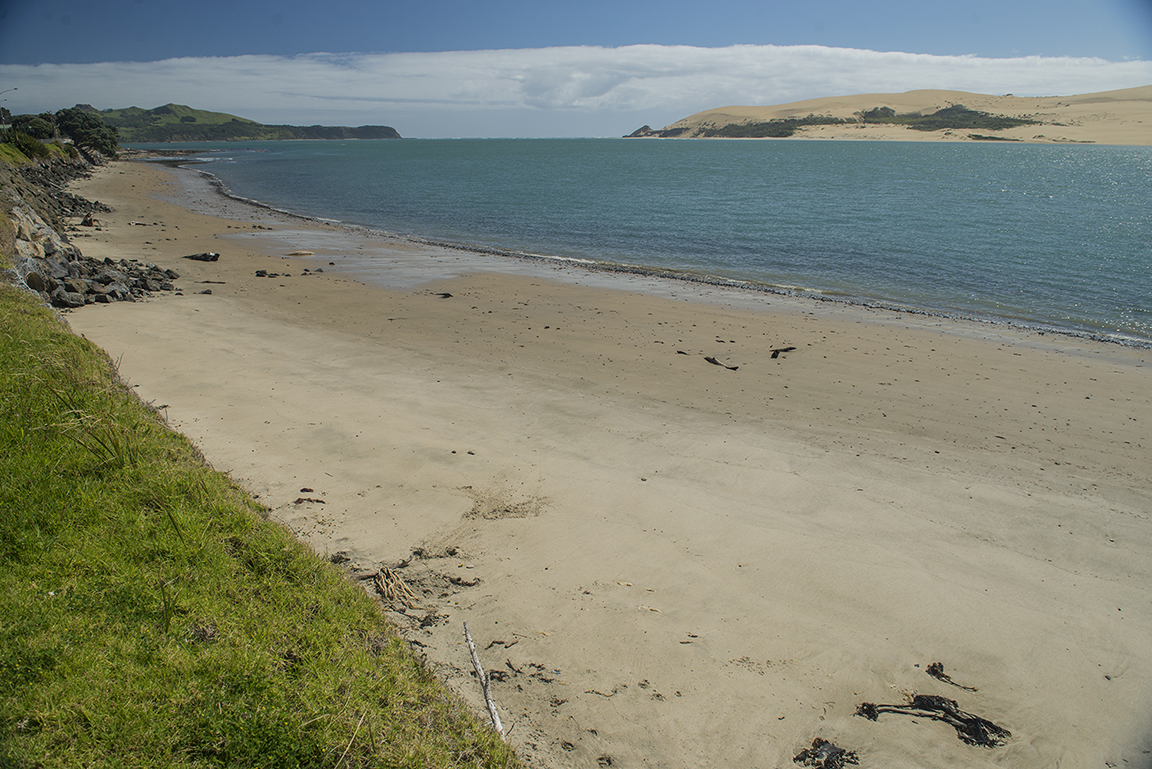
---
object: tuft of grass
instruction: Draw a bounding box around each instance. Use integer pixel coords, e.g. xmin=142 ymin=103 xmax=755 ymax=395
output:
xmin=0 ymin=282 xmax=521 ymax=768
xmin=32 ymin=352 xmax=150 ymax=470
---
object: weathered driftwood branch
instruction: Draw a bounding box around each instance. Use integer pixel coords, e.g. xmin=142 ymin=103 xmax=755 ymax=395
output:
xmin=463 ymin=621 xmax=505 ymax=739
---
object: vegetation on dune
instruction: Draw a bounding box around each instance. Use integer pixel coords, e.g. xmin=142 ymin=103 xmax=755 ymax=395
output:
xmin=860 ymin=104 xmax=1037 ymax=132
xmin=0 ymin=204 xmax=516 ymax=766
xmin=968 ymin=133 xmax=1024 ymax=142
xmin=644 ymin=103 xmax=1040 ymax=139
xmin=701 ymin=114 xmax=852 ymax=138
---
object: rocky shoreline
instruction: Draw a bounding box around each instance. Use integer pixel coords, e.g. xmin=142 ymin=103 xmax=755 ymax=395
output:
xmin=2 ymin=156 xmax=182 ymax=308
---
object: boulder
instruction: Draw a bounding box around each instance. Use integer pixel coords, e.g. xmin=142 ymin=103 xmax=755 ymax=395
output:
xmin=64 ymin=278 xmax=89 ymax=295
xmin=24 ymin=271 xmax=47 ymax=293
xmin=50 ymin=288 xmax=87 ymax=308
xmin=44 ymin=257 xmax=70 ymax=279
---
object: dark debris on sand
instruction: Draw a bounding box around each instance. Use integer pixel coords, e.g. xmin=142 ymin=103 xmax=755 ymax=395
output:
xmin=855 ymin=693 xmax=1011 ymax=747
xmin=793 ymin=738 xmax=859 ymax=768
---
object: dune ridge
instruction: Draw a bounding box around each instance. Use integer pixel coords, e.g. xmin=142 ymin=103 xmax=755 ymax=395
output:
xmin=640 ymin=85 xmax=1152 ymax=144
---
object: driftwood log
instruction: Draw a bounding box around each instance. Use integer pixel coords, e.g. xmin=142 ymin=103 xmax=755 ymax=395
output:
xmin=464 ymin=621 xmax=505 ymax=739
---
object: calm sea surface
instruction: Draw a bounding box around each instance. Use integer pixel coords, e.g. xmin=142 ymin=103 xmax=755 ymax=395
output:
xmin=131 ymin=139 xmax=1152 ymax=345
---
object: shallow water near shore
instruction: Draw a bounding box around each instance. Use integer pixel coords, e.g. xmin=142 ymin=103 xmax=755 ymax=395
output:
xmin=130 ymin=138 xmax=1152 ymax=344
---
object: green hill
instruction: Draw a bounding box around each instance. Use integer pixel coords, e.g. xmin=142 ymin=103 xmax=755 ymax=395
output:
xmin=91 ymin=104 xmax=401 ymax=142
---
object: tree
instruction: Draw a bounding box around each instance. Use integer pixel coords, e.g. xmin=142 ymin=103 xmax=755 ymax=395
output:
xmin=11 ymin=114 xmax=54 ymax=139
xmin=54 ymin=106 xmax=120 ymax=157
xmin=38 ymin=112 xmax=59 ymax=137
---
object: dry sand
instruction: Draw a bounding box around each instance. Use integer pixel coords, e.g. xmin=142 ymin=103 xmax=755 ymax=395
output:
xmin=63 ymin=159 xmax=1151 ymax=768
xmin=661 ymin=85 xmax=1152 ymax=145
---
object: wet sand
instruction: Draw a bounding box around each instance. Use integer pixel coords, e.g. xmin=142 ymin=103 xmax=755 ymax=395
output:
xmin=65 ymin=159 xmax=1152 ymax=768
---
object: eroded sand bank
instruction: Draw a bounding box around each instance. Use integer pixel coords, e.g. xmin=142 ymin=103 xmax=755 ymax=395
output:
xmin=64 ymin=160 xmax=1152 ymax=768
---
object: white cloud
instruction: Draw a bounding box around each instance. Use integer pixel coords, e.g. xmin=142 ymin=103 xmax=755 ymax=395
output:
xmin=2 ymin=45 xmax=1150 ymax=137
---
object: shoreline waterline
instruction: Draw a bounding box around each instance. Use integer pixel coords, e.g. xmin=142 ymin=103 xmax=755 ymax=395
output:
xmin=146 ymin=151 xmax=1152 ymax=350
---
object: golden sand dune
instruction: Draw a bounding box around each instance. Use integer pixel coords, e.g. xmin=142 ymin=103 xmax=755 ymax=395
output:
xmin=640 ymin=85 xmax=1152 ymax=144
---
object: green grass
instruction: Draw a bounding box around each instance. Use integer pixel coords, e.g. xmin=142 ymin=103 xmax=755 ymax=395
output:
xmin=0 ymin=139 xmax=77 ymax=165
xmin=0 ymin=279 xmax=519 ymax=768
xmin=0 ymin=143 xmax=32 ymax=166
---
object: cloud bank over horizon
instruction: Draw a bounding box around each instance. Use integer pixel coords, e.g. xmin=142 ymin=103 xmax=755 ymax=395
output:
xmin=3 ymin=44 xmax=1150 ymax=138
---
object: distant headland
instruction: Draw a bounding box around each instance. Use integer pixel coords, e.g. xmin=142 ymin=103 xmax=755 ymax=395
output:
xmin=89 ymin=103 xmax=401 ymax=142
xmin=627 ymin=85 xmax=1152 ymax=145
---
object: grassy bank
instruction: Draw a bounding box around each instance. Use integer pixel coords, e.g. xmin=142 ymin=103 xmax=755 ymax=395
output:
xmin=0 ymin=279 xmax=519 ymax=766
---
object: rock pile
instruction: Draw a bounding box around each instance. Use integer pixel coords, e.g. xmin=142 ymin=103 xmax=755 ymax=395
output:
xmin=4 ymin=156 xmax=183 ymax=310
xmin=8 ymin=196 xmax=178 ymax=308
xmin=23 ymin=253 xmax=178 ymax=308
xmin=15 ymin=160 xmax=111 ymax=229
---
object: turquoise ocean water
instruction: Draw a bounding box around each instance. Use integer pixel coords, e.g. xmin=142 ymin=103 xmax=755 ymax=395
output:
xmin=132 ymin=139 xmax=1152 ymax=345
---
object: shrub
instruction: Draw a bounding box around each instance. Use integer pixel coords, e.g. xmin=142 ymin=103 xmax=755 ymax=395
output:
xmin=859 ymin=106 xmax=896 ymax=121
xmin=6 ymin=131 xmax=50 ymax=159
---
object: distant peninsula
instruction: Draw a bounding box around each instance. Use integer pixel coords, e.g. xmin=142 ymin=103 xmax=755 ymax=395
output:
xmin=88 ymin=104 xmax=401 ymax=142
xmin=627 ymin=85 xmax=1152 ymax=145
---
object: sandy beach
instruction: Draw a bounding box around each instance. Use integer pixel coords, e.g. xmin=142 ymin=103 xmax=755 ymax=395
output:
xmin=63 ymin=159 xmax=1151 ymax=768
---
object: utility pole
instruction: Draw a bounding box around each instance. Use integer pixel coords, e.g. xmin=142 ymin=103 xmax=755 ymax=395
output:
xmin=0 ymin=88 xmax=16 ymax=134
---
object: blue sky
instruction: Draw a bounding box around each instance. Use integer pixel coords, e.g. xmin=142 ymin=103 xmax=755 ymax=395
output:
xmin=1 ymin=0 xmax=1150 ymax=137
